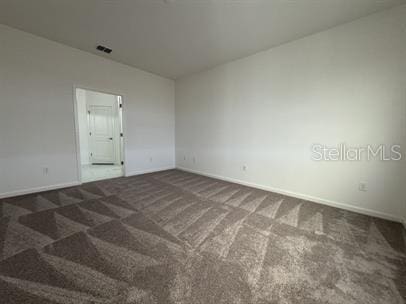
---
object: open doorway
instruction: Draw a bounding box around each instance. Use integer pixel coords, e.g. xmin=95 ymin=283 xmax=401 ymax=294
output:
xmin=75 ymin=88 xmax=124 ymax=182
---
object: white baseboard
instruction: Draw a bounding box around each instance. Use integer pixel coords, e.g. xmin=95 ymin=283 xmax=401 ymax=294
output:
xmin=0 ymin=167 xmax=175 ymax=199
xmin=125 ymin=166 xmax=175 ymax=177
xmin=0 ymin=181 xmax=81 ymax=199
xmin=177 ymin=166 xmax=402 ymax=224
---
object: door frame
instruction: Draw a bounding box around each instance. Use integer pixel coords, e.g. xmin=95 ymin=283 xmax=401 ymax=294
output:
xmin=73 ymin=85 xmax=127 ymax=183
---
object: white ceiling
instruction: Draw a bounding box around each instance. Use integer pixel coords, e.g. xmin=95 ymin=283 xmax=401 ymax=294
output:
xmin=0 ymin=0 xmax=404 ymax=79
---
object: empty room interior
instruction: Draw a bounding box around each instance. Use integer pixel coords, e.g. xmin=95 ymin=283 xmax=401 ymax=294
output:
xmin=0 ymin=1 xmax=405 ymax=303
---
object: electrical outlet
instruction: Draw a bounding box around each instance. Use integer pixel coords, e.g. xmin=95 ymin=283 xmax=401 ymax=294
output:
xmin=43 ymin=167 xmax=49 ymax=175
xmin=183 ymin=156 xmax=186 ymax=161
xmin=242 ymin=165 xmax=248 ymax=171
xmin=149 ymin=157 xmax=153 ymax=162
xmin=358 ymin=182 xmax=367 ymax=192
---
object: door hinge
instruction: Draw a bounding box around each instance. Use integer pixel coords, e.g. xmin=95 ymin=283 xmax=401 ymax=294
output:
xmin=119 ymin=104 xmax=122 ymax=108
xmin=120 ymin=133 xmax=123 ymax=137
xmin=88 ymin=110 xmax=90 ymax=114
xmin=121 ymin=161 xmax=124 ymax=165
xmin=90 ymin=152 xmax=93 ymax=156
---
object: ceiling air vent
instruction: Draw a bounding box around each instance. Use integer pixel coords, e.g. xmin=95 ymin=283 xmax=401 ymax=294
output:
xmin=96 ymin=45 xmax=112 ymax=54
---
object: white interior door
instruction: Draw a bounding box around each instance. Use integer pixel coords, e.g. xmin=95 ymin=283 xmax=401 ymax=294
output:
xmin=88 ymin=105 xmax=115 ymax=164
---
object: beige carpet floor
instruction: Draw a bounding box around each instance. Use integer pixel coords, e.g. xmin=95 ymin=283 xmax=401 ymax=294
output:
xmin=0 ymin=169 xmax=405 ymax=304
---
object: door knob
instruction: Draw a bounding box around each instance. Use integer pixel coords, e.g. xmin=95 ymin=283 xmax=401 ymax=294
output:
xmin=109 ymin=137 xmax=113 ymax=140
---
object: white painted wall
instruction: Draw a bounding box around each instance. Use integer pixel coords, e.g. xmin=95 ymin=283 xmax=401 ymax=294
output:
xmin=0 ymin=24 xmax=175 ymax=197
xmin=176 ymin=6 xmax=406 ymax=222
xmin=403 ymin=160 xmax=406 ymax=228
xmin=76 ymin=89 xmax=90 ymax=165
